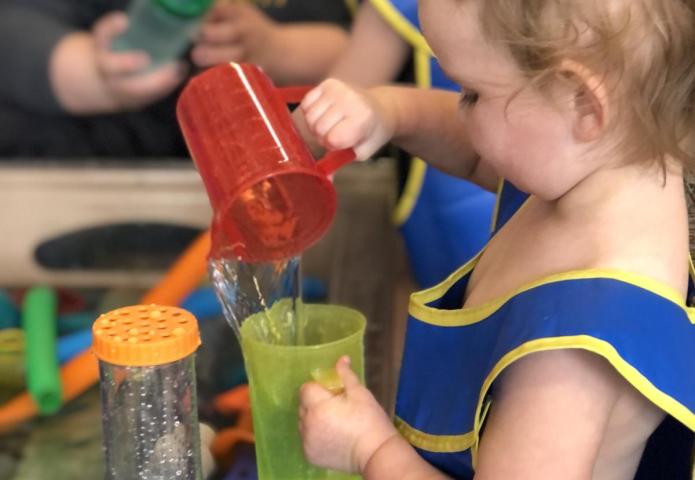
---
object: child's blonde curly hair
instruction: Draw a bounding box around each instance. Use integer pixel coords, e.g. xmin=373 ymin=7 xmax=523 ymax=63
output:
xmin=476 ymin=0 xmax=695 ymax=170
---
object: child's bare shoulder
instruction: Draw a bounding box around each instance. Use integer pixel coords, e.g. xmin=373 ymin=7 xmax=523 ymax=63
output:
xmin=477 ymin=349 xmax=664 ymax=479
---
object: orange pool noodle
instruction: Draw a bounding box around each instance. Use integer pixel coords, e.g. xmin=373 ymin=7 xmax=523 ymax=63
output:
xmin=0 ymin=231 xmax=211 ymax=432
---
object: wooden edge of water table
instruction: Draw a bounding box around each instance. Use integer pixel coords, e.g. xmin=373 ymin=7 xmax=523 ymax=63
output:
xmin=0 ymin=160 xmax=211 ymax=288
xmin=304 ymin=158 xmax=412 ymax=412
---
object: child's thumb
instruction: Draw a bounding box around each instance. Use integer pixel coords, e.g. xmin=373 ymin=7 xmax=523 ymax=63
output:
xmin=335 ymin=355 xmax=360 ymax=392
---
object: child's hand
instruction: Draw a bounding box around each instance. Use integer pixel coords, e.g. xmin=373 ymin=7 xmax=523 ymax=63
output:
xmin=298 ymin=356 xmax=399 ymax=474
xmin=300 ymin=79 xmax=395 ymax=161
xmin=192 ymin=2 xmax=277 ymax=69
xmin=91 ymin=12 xmax=186 ymax=110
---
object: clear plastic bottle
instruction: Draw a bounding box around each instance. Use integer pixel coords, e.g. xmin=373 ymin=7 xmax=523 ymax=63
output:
xmin=92 ymin=305 xmax=203 ymax=480
xmin=113 ymin=0 xmax=214 ymax=67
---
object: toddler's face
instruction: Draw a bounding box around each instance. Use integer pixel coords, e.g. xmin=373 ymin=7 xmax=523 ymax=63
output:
xmin=419 ymin=0 xmax=596 ymax=200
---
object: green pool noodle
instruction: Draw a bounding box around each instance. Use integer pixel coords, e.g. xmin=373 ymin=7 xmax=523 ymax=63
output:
xmin=22 ymin=286 xmax=62 ymax=415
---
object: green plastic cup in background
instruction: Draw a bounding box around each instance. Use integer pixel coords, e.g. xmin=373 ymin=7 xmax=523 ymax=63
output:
xmin=113 ymin=0 xmax=214 ymax=67
xmin=241 ymin=303 xmax=365 ymax=480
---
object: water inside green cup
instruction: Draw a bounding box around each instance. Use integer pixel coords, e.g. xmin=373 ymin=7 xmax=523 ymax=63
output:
xmin=241 ymin=303 xmax=365 ymax=480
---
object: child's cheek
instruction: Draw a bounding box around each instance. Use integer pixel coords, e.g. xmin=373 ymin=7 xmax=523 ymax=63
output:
xmin=468 ymin=112 xmax=503 ymax=168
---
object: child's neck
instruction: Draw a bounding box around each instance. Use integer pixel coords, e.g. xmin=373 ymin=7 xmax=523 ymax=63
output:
xmin=549 ymin=157 xmax=684 ymax=221
xmin=539 ymin=156 xmax=689 ymax=296
xmin=466 ymin=156 xmax=689 ymax=308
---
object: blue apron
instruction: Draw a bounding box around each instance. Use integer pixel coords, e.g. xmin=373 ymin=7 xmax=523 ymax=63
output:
xmin=395 ymin=180 xmax=695 ymax=478
xmin=369 ymin=0 xmax=496 ymax=288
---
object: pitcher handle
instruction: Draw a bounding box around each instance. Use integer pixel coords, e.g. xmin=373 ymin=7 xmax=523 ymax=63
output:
xmin=278 ymin=86 xmax=313 ymax=104
xmin=315 ymin=149 xmax=357 ymax=176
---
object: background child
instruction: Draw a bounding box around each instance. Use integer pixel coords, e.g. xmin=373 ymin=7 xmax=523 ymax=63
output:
xmin=311 ymin=0 xmax=498 ymax=288
xmin=0 ymin=0 xmax=351 ymax=157
xmin=345 ymin=0 xmax=497 ymax=288
xmin=298 ymin=0 xmax=695 ymax=478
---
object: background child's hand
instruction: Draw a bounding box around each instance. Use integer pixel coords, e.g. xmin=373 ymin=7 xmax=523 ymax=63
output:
xmin=298 ymin=356 xmax=398 ymax=474
xmin=50 ymin=11 xmax=187 ymax=114
xmin=91 ymin=12 xmax=186 ymax=110
xmin=192 ymin=2 xmax=277 ymax=69
xmin=300 ymin=79 xmax=395 ymax=161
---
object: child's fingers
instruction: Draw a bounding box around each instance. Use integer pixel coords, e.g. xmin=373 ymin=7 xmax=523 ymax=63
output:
xmin=302 ymin=77 xmax=343 ymax=112
xmin=211 ymin=2 xmax=247 ymax=21
xmin=191 ymin=45 xmax=245 ymax=67
xmin=303 ymin=97 xmax=334 ymax=129
xmin=199 ymin=22 xmax=243 ymax=45
xmin=94 ymin=12 xmax=150 ymax=76
xmin=93 ymin=12 xmax=129 ymax=50
xmin=98 ymin=51 xmax=150 ymax=76
xmin=300 ymin=86 xmax=323 ymax=110
xmin=299 ymin=382 xmax=334 ymax=409
xmin=314 ymin=108 xmax=345 ymax=138
xmin=335 ymin=356 xmax=361 ymax=393
xmin=112 ymin=62 xmax=186 ymax=102
xmin=322 ymin=114 xmax=370 ymax=153
xmin=332 ymin=114 xmax=383 ymax=161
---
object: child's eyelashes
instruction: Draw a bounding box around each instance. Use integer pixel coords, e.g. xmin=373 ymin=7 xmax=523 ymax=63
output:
xmin=459 ymin=90 xmax=479 ymax=108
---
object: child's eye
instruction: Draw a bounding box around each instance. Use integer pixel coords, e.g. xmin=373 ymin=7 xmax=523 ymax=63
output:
xmin=459 ymin=91 xmax=479 ymax=108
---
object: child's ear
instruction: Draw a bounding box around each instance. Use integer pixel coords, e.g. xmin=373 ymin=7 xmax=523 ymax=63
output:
xmin=559 ymin=59 xmax=609 ymax=143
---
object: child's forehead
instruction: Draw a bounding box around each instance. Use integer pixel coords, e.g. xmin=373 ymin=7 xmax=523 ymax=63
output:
xmin=420 ymin=0 xmax=521 ymax=89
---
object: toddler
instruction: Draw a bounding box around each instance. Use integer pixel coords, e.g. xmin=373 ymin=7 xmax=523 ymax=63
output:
xmin=298 ymin=0 xmax=695 ymax=478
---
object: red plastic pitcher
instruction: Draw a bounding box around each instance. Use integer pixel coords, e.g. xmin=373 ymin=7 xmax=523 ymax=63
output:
xmin=177 ymin=63 xmax=355 ymax=263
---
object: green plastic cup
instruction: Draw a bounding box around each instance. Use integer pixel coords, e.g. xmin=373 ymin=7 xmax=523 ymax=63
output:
xmin=113 ymin=0 xmax=213 ymax=67
xmin=241 ymin=303 xmax=365 ymax=480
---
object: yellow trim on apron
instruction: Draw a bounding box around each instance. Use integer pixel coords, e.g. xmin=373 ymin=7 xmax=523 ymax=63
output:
xmin=391 ymin=49 xmax=432 ymax=226
xmin=410 ymin=264 xmax=690 ymax=327
xmin=413 ymin=46 xmax=432 ymax=88
xmin=392 ymin=158 xmax=427 ymax=225
xmin=369 ymin=1 xmax=432 ymax=226
xmin=391 ymin=48 xmax=435 ymax=225
xmin=410 ymin=189 xmax=688 ymax=326
xmin=344 ymin=0 xmax=359 ymax=15
xmin=489 ymin=179 xmax=506 ymax=233
xmin=367 ymin=0 xmax=433 ymax=53
xmin=395 ymin=416 xmax=475 ymax=453
xmin=689 ymin=255 xmax=695 ymax=322
xmin=469 ymin=336 xmax=695 ymax=466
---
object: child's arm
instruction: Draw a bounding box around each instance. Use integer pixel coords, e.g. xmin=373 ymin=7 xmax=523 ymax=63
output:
xmin=474 ymin=349 xmax=650 ymax=480
xmin=328 ymin=2 xmax=411 ymax=87
xmin=192 ymin=2 xmax=349 ymax=85
xmin=300 ymin=79 xmax=499 ymax=191
xmin=360 ymin=434 xmax=452 ymax=479
xmin=299 ymin=356 xmax=451 ymax=479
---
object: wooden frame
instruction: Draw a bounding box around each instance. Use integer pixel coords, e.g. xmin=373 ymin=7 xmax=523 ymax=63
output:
xmin=0 ymin=161 xmax=211 ymax=287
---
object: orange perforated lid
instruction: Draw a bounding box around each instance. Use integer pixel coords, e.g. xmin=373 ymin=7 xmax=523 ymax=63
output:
xmin=92 ymin=305 xmax=201 ymax=367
